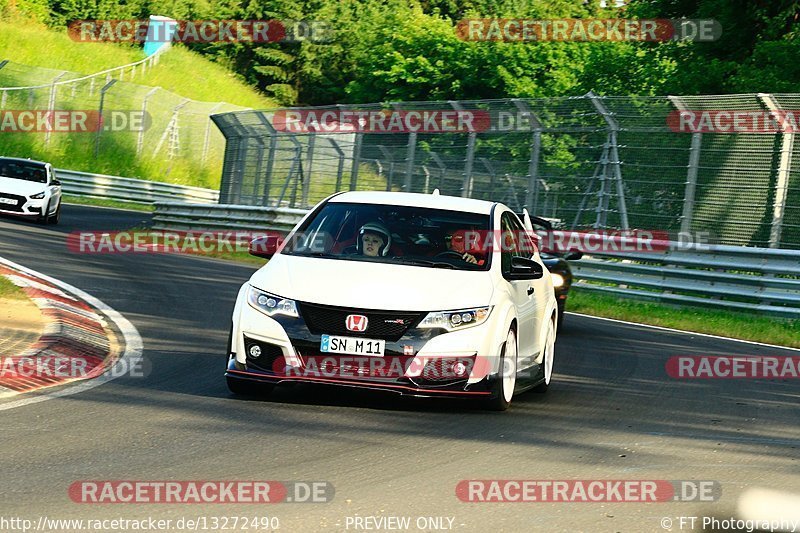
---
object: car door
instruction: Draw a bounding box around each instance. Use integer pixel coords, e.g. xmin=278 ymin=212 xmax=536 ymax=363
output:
xmin=500 ymin=212 xmax=539 ymax=372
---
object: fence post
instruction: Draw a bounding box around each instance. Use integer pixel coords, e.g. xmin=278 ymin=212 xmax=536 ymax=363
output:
xmin=45 ymin=73 xmax=66 ymax=146
xmin=670 ymin=96 xmax=701 ymax=235
xmin=152 ymin=98 xmax=189 ymax=159
xmin=480 ymin=158 xmax=496 ymax=196
xmin=202 ymin=102 xmax=224 ymax=164
xmin=588 ymin=92 xmax=629 ymax=229
xmin=430 ymin=152 xmax=447 ymax=191
xmin=328 ymin=138 xmax=345 ymax=192
xmin=760 ymin=93 xmax=794 ymax=248
xmin=94 ymin=79 xmax=117 ymax=157
xmin=304 ymin=129 xmax=316 ymax=207
xmin=451 ymin=101 xmax=476 ymax=197
xmin=275 ymin=136 xmax=303 ymax=208
xmin=0 ymin=61 xmax=7 ymax=110
xmin=512 ymin=99 xmax=543 ymax=213
xmin=681 ymin=133 xmax=702 ymax=235
xmin=391 ymin=102 xmax=417 ymax=192
xmin=350 ymin=132 xmax=363 ymax=191
xmin=137 ymin=87 xmax=159 ymax=156
xmin=376 ymin=145 xmax=394 ymax=191
xmin=256 ymin=113 xmax=279 ymax=206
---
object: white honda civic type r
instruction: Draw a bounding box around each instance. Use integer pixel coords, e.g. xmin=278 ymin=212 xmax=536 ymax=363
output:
xmin=226 ymin=191 xmax=558 ymax=410
xmin=0 ymin=157 xmax=62 ymax=224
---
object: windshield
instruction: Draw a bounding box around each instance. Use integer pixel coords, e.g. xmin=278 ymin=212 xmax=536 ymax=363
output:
xmin=0 ymin=159 xmax=47 ymax=184
xmin=283 ymin=202 xmax=492 ymax=271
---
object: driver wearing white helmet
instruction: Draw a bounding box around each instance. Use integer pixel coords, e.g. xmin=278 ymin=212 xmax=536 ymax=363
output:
xmin=356 ymin=221 xmax=392 ymax=257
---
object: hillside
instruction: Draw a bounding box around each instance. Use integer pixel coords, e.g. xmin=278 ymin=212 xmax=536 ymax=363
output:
xmin=0 ymin=19 xmax=275 ymax=187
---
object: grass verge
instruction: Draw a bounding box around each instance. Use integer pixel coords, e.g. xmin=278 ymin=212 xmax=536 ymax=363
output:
xmin=568 ymin=288 xmax=800 ymax=348
xmin=0 ymin=276 xmax=25 ymax=300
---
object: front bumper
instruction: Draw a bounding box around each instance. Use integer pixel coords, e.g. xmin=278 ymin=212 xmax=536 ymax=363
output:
xmin=227 ymin=300 xmax=501 ymax=398
xmin=0 ymin=194 xmax=44 ymax=216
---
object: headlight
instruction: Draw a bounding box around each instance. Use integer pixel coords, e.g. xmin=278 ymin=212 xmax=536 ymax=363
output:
xmin=247 ymin=286 xmax=298 ymax=318
xmin=30 ymin=192 xmax=45 ymax=199
xmin=551 ymin=273 xmax=565 ymax=288
xmin=419 ymin=306 xmax=491 ymax=331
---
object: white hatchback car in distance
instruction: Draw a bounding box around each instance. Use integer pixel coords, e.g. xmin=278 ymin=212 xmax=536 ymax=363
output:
xmin=0 ymin=157 xmax=62 ymax=224
xmin=226 ymin=191 xmax=558 ymax=410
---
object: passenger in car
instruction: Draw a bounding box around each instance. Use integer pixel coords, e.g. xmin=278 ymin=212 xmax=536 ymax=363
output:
xmin=356 ymin=221 xmax=393 ymax=257
xmin=445 ymin=229 xmax=484 ymax=265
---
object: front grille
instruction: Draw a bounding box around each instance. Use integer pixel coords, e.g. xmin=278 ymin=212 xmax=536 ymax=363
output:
xmin=0 ymin=193 xmax=25 ymax=213
xmin=298 ymin=302 xmax=425 ymax=342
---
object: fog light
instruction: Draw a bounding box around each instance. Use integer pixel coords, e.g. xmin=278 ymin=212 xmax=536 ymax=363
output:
xmin=249 ymin=345 xmax=262 ymax=358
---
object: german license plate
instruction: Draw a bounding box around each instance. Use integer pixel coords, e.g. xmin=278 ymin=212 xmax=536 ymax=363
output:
xmin=0 ymin=198 xmax=17 ymax=205
xmin=320 ymin=334 xmax=385 ymax=356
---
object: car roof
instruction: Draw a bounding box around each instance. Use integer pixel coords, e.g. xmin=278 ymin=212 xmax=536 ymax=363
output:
xmin=330 ymin=191 xmax=497 ymax=215
xmin=0 ymin=156 xmax=48 ymax=167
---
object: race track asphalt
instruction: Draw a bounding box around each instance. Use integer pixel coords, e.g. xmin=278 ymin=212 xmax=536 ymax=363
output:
xmin=0 ymin=204 xmax=797 ymax=532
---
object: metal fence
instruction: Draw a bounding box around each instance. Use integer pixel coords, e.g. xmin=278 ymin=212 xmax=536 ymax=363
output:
xmin=572 ymin=244 xmax=800 ymax=318
xmin=57 ymin=168 xmax=218 ymax=204
xmin=150 ymin=201 xmax=800 ymax=317
xmin=152 ymin=202 xmax=306 ymax=232
xmin=0 ymin=57 xmax=248 ymax=181
xmin=212 ymin=93 xmax=800 ymax=249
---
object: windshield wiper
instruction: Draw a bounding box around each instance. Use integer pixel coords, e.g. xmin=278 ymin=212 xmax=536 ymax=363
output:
xmin=396 ymin=258 xmax=455 ymax=269
xmin=292 ymin=251 xmax=337 ymax=258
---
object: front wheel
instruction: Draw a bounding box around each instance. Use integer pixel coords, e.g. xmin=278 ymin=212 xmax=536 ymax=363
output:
xmin=483 ymin=328 xmax=517 ymax=411
xmin=37 ymin=201 xmax=50 ymax=224
xmin=47 ymin=201 xmax=61 ymax=225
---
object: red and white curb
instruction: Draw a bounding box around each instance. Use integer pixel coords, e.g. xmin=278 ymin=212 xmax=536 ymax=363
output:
xmin=0 ymin=256 xmax=142 ymax=410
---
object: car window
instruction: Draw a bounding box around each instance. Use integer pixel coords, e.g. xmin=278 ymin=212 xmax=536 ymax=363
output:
xmin=0 ymin=159 xmax=48 ymax=184
xmin=500 ymin=211 xmax=536 ymax=275
xmin=284 ymin=202 xmax=492 ymax=271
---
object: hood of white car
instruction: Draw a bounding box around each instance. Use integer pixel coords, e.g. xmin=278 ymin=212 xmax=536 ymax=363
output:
xmin=250 ymin=254 xmax=494 ymax=311
xmin=0 ymin=176 xmax=47 ymax=197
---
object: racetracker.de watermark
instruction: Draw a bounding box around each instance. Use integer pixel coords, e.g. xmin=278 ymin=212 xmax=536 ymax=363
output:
xmin=272 ymin=109 xmax=492 ymax=133
xmin=69 ymin=480 xmax=333 ymax=504
xmin=67 ymin=231 xmax=282 ymax=255
xmin=456 ymin=480 xmax=721 ymax=502
xmin=668 ymin=110 xmax=800 ymax=133
xmin=68 ymin=19 xmax=332 ymax=43
xmin=0 ymin=110 xmax=149 ymax=133
xmin=0 ymin=355 xmax=148 ymax=381
xmin=666 ymin=356 xmax=800 ymax=379
xmin=456 ymin=19 xmax=721 ymax=42
xmin=66 ymin=229 xmax=714 ymax=256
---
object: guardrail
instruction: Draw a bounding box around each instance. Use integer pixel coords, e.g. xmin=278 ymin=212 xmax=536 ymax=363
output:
xmin=150 ymin=202 xmax=800 ymax=317
xmin=57 ymin=168 xmax=219 ymax=205
xmin=152 ymin=202 xmax=307 ymax=232
xmin=572 ymin=245 xmax=800 ymax=318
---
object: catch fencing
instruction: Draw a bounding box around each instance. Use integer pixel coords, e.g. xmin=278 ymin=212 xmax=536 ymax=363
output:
xmin=212 ymin=93 xmax=800 ymax=249
xmin=0 ymin=56 xmax=248 ymax=182
xmin=150 ymin=201 xmax=800 ymax=317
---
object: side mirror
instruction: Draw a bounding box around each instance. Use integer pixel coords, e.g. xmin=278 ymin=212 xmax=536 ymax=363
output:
xmin=51 ymin=179 xmax=61 ymax=186
xmin=507 ymin=256 xmax=544 ymax=280
xmin=564 ymin=251 xmax=583 ymax=261
xmin=249 ymin=235 xmax=282 ymax=259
